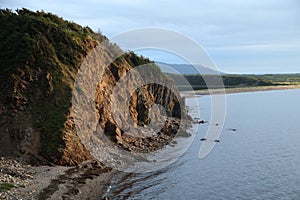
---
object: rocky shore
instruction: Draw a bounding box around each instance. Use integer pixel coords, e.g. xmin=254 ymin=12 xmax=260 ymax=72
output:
xmin=0 ymin=118 xmax=194 ymax=199
xmin=0 ymin=157 xmax=113 ymax=200
xmin=0 ymin=10 xmax=192 ymax=199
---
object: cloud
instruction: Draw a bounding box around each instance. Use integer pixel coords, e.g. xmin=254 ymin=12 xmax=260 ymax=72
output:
xmin=1 ymin=0 xmax=300 ymax=73
xmin=209 ymin=42 xmax=300 ymax=52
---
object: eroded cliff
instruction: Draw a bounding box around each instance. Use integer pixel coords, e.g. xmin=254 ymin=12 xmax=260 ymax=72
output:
xmin=0 ymin=9 xmax=188 ymax=166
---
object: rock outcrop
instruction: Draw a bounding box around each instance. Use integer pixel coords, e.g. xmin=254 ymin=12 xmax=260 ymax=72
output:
xmin=0 ymin=9 xmax=189 ymax=166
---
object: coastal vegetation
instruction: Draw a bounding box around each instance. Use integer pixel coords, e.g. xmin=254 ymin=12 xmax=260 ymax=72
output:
xmin=166 ymin=73 xmax=300 ymax=91
xmin=0 ymin=183 xmax=14 ymax=192
xmin=0 ymin=9 xmax=182 ymax=165
xmin=0 ymin=8 xmax=101 ymax=161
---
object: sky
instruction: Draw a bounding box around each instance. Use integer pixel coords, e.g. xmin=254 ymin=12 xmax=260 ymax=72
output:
xmin=1 ymin=0 xmax=300 ymax=74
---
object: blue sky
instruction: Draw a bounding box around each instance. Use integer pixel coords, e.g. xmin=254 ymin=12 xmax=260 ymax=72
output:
xmin=2 ymin=0 xmax=300 ymax=74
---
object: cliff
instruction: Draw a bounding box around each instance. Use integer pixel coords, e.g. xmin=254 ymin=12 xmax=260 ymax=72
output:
xmin=0 ymin=9 xmax=188 ymax=166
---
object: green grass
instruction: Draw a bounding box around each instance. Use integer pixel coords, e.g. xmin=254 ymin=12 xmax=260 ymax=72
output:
xmin=0 ymin=183 xmax=15 ymax=192
xmin=0 ymin=8 xmax=97 ymax=160
xmin=0 ymin=8 xmax=164 ymax=163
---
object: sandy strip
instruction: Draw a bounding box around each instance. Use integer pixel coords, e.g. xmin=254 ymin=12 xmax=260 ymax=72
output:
xmin=0 ymin=158 xmax=114 ymax=200
xmin=180 ymin=85 xmax=300 ymax=97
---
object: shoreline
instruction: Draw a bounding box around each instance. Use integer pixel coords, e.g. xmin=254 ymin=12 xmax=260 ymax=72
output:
xmin=2 ymin=85 xmax=299 ymax=199
xmin=180 ymin=85 xmax=300 ymax=97
xmin=0 ymin=118 xmax=190 ymax=199
xmin=0 ymin=157 xmax=114 ymax=199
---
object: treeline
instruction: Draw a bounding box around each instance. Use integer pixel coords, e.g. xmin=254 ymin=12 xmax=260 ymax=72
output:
xmin=241 ymin=74 xmax=300 ymax=85
xmin=166 ymin=73 xmax=300 ymax=91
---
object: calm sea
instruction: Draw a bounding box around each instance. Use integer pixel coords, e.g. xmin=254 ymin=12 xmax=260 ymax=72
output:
xmin=105 ymin=89 xmax=300 ymax=200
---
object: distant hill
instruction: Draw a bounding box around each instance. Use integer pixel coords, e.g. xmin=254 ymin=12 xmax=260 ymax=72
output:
xmin=166 ymin=74 xmax=277 ymax=91
xmin=155 ymin=61 xmax=225 ymax=75
xmin=155 ymin=62 xmax=300 ymax=91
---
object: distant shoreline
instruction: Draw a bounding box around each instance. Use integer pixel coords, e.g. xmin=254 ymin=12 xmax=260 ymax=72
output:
xmin=180 ymin=85 xmax=300 ymax=97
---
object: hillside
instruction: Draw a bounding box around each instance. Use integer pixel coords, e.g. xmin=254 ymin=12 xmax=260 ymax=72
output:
xmin=167 ymin=73 xmax=277 ymax=91
xmin=0 ymin=9 xmax=187 ymax=165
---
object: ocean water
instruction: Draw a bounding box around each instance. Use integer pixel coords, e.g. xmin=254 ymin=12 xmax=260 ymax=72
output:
xmin=105 ymin=89 xmax=300 ymax=200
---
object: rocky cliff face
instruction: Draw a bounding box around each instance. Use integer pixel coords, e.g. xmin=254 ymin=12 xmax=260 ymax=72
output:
xmin=0 ymin=9 xmax=188 ymax=166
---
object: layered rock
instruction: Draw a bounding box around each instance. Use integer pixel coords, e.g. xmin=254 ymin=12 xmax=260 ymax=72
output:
xmin=0 ymin=9 xmax=188 ymax=166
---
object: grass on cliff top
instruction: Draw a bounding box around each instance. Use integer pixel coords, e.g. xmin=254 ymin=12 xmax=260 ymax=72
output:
xmin=0 ymin=8 xmax=102 ymax=159
xmin=0 ymin=8 xmax=165 ymax=162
